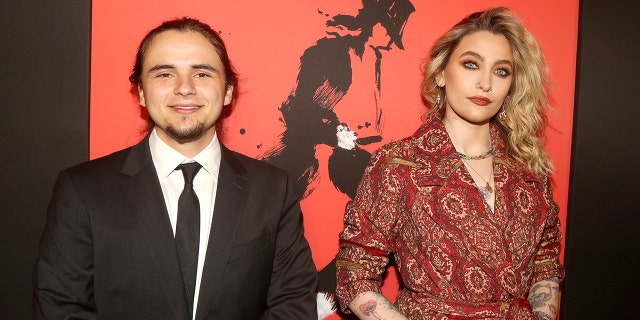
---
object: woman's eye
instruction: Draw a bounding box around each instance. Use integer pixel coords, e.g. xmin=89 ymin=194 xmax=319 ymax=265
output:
xmin=463 ymin=61 xmax=478 ymax=69
xmin=495 ymin=69 xmax=511 ymax=77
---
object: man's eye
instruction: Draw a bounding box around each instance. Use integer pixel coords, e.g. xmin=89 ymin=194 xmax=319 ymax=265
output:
xmin=156 ymin=73 xmax=172 ymax=78
xmin=195 ymin=73 xmax=210 ymax=78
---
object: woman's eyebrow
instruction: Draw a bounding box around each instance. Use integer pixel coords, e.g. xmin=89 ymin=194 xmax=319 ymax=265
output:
xmin=459 ymin=50 xmax=513 ymax=67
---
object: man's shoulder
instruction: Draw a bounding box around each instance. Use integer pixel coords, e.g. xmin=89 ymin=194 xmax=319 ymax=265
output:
xmin=49 ymin=145 xmax=138 ymax=195
xmin=65 ymin=145 xmax=135 ymax=176
xmin=224 ymin=148 xmax=287 ymax=176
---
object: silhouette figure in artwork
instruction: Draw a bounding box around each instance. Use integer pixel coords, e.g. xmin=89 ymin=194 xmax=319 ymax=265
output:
xmin=260 ymin=0 xmax=415 ymax=317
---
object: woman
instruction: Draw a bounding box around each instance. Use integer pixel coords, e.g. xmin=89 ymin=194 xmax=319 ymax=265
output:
xmin=336 ymin=7 xmax=564 ymax=319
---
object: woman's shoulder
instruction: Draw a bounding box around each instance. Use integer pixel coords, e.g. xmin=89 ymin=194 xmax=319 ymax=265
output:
xmin=376 ymin=119 xmax=450 ymax=161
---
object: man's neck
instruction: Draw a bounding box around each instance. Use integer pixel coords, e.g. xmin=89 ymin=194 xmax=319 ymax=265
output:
xmin=155 ymin=128 xmax=216 ymax=158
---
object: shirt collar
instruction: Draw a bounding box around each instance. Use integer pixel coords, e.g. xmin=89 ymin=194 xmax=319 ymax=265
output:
xmin=149 ymin=129 xmax=221 ymax=179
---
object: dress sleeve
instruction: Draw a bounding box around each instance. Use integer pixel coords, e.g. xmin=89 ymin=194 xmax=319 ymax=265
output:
xmin=532 ymin=177 xmax=565 ymax=283
xmin=335 ymin=148 xmax=405 ymax=312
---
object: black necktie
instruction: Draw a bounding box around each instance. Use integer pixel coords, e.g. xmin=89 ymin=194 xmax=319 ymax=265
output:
xmin=175 ymin=162 xmax=202 ymax=315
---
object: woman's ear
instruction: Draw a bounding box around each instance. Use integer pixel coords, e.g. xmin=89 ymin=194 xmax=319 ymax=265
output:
xmin=435 ymin=72 xmax=445 ymax=87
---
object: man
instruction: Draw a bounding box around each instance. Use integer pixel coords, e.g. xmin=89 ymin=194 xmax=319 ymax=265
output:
xmin=33 ymin=17 xmax=317 ymax=319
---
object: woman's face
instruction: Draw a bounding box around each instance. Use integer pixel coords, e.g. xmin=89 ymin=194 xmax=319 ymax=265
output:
xmin=438 ymin=31 xmax=513 ymax=125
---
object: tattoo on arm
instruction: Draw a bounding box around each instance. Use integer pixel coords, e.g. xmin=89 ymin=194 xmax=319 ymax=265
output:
xmin=528 ymin=279 xmax=560 ymax=319
xmin=527 ymin=282 xmax=559 ymax=308
xmin=359 ymin=300 xmax=382 ymax=319
xmin=534 ymin=311 xmax=555 ymax=320
xmin=357 ymin=293 xmax=398 ymax=319
xmin=353 ymin=292 xmax=405 ymax=320
xmin=374 ymin=292 xmax=395 ymax=311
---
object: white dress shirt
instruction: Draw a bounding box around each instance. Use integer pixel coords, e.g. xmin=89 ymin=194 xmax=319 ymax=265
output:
xmin=149 ymin=129 xmax=221 ymax=319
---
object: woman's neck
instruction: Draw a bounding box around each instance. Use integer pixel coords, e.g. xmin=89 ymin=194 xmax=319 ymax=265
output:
xmin=442 ymin=116 xmax=492 ymax=156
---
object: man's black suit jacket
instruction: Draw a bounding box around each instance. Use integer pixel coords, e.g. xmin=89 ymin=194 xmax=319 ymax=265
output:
xmin=33 ymin=136 xmax=317 ymax=319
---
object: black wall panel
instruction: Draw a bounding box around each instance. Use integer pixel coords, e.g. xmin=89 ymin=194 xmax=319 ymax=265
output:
xmin=561 ymin=0 xmax=640 ymax=318
xmin=0 ymin=1 xmax=90 ymax=319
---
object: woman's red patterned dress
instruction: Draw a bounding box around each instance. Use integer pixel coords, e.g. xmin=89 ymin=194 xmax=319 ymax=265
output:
xmin=336 ymin=117 xmax=564 ymax=319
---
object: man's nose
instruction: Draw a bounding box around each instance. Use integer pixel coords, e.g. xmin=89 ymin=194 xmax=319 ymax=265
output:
xmin=174 ymin=76 xmax=196 ymax=95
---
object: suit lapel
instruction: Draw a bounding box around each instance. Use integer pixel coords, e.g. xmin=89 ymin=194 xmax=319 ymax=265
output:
xmin=121 ymin=137 xmax=191 ymax=320
xmin=196 ymin=145 xmax=249 ymax=320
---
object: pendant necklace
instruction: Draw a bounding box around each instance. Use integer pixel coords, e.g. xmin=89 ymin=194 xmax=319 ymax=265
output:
xmin=462 ymin=159 xmax=494 ymax=203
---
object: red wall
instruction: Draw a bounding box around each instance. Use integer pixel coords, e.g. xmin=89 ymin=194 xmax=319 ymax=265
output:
xmin=91 ymin=1 xmax=578 ymax=317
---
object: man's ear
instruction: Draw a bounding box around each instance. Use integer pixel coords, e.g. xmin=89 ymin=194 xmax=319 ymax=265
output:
xmin=138 ymin=84 xmax=146 ymax=107
xmin=223 ymin=85 xmax=234 ymax=106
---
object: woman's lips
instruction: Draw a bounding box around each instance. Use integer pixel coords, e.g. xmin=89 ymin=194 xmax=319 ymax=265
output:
xmin=468 ymin=96 xmax=491 ymax=106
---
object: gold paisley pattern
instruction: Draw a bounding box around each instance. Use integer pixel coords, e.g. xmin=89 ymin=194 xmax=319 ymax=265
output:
xmin=463 ymin=266 xmax=491 ymax=296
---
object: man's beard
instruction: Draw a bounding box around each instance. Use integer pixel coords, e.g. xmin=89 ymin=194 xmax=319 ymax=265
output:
xmin=165 ymin=122 xmax=207 ymax=144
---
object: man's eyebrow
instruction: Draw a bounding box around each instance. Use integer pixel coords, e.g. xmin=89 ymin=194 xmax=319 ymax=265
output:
xmin=459 ymin=50 xmax=513 ymax=67
xmin=192 ymin=64 xmax=218 ymax=72
xmin=148 ymin=64 xmax=175 ymax=72
xmin=147 ymin=64 xmax=220 ymax=72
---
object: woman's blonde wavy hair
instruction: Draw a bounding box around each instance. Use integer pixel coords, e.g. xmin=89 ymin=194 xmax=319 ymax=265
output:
xmin=421 ymin=7 xmax=553 ymax=177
